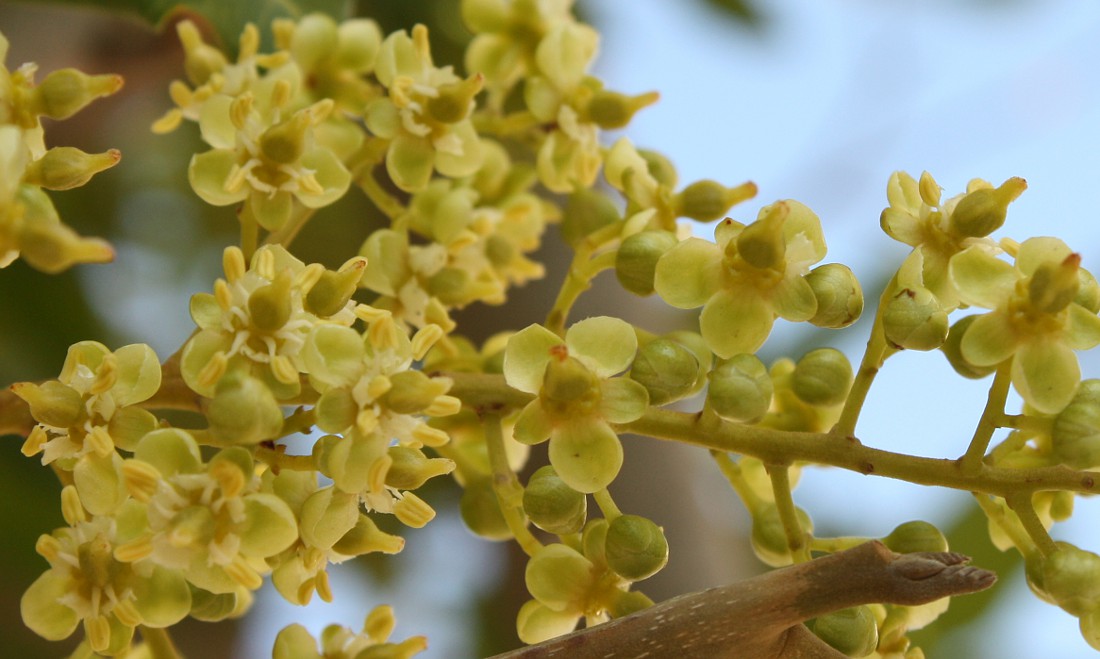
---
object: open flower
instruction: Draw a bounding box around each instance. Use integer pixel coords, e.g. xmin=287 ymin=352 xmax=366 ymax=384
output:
xmin=950 ymin=237 xmax=1100 ymax=413
xmin=654 ymin=200 xmax=827 ymax=359
xmin=503 ymin=317 xmax=648 ymax=493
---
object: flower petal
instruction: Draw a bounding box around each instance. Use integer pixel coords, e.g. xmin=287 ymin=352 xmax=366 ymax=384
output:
xmin=599 ymin=377 xmax=649 ymax=423
xmin=566 ymin=316 xmax=637 ymax=377
xmin=189 ymin=150 xmax=247 ymax=207
xmin=21 ymin=571 xmax=79 ymax=641
xmin=132 ymin=566 xmax=191 ymax=628
xmin=653 ymin=238 xmax=723 ymax=309
xmin=1013 ymin=339 xmax=1080 ymax=414
xmin=950 ymin=246 xmax=1016 ymax=309
xmin=297 ymin=148 xmax=351 ymax=208
xmin=386 ymin=134 xmax=435 ymax=192
xmin=1066 ymin=304 xmax=1100 ymax=351
xmin=959 ymin=311 xmax=1018 ymax=367
xmin=241 ymin=493 xmax=299 ymax=557
xmin=302 ymin=325 xmax=365 ymax=388
xmin=504 ymin=324 xmax=564 ymax=394
xmin=1016 ymin=236 xmax=1073 ymax=277
xmin=548 ymin=420 xmax=623 ymax=493
xmin=771 ymin=275 xmax=817 ymax=322
xmin=699 ymin=289 xmax=774 ymax=359
xmin=111 ymin=344 xmax=161 ymax=406
xmin=513 ymin=401 xmax=554 ymax=446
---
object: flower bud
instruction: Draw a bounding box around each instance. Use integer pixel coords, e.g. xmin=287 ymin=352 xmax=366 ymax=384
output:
xmin=1082 ymin=608 xmax=1100 ymax=651
xmin=737 ymin=202 xmax=788 ymax=269
xmin=810 ymin=606 xmax=879 ymax=658
xmin=707 ymin=353 xmax=773 ymax=422
xmin=615 ymin=230 xmax=677 ymax=297
xmin=1028 ymin=252 xmax=1081 ymax=314
xmin=805 ymin=263 xmax=863 ymax=329
xmin=562 ymin=188 xmax=621 ymax=249
xmin=248 ymin=270 xmax=294 ymax=331
xmin=11 ymin=380 xmax=83 ymax=428
xmin=177 ymin=20 xmax=228 ymax=85
xmin=674 ymin=179 xmax=757 ymax=223
xmin=525 ymin=543 xmax=596 ymax=611
xmin=542 ymin=354 xmax=598 ymax=403
xmin=791 ymin=348 xmax=853 ymax=407
xmin=1052 ymin=380 xmax=1100 ymax=469
xmin=460 ymin=477 xmax=512 ymax=540
xmin=427 ymin=267 xmax=471 ymax=306
xmin=336 ymin=19 xmax=383 ymax=72
xmin=949 ymin=177 xmax=1027 ymax=238
xmin=881 ymin=520 xmax=948 ymax=554
xmin=384 ymin=446 xmax=454 ymax=490
xmin=17 ymin=209 xmax=114 ymax=273
xmin=523 ymin=465 xmax=587 ymax=535
xmin=630 ymin=337 xmax=701 ymax=405
xmin=206 ymin=372 xmax=284 ymax=445
xmin=261 ymin=111 xmax=312 ymax=165
xmin=604 ymin=514 xmax=669 ymax=581
xmin=1041 ymin=542 xmax=1100 ymax=616
xmin=584 ymin=89 xmax=659 ymax=130
xmin=940 ymin=315 xmax=997 ymax=379
xmin=637 ymin=148 xmax=677 ymax=189
xmin=31 ymin=68 xmax=123 ymax=120
xmin=427 ymin=74 xmax=484 ymax=124
xmin=582 ymin=517 xmax=610 ymax=570
xmin=751 ymin=502 xmax=812 ymax=567
xmin=882 ymin=286 xmax=948 ymax=351
xmin=380 ymin=370 xmax=449 ymax=414
xmin=24 ymin=147 xmax=121 ymax=191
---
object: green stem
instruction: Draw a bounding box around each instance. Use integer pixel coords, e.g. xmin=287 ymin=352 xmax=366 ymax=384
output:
xmin=810 ymin=536 xmax=870 ymax=554
xmin=593 ymin=488 xmax=622 ymax=521
xmin=254 ymin=445 xmax=314 ymax=472
xmin=484 ymin=413 xmax=543 ymax=557
xmin=768 ymin=464 xmax=811 ymax=563
xmin=546 ymin=250 xmax=617 ymax=334
xmin=140 ymin=626 xmax=183 ymax=659
xmin=263 ymin=208 xmax=316 ymax=248
xmin=959 ymin=360 xmax=1014 ymax=474
xmin=973 ymin=493 xmax=1037 ymax=558
xmin=833 ymin=317 xmax=894 ymax=438
xmin=710 ymin=450 xmax=763 ymax=511
xmin=1005 ymin=492 xmax=1059 ymax=557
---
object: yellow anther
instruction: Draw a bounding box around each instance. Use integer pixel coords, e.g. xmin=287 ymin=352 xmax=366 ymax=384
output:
xmin=354 ymin=304 xmax=391 ymax=324
xmin=412 ymin=424 xmax=450 ymax=448
xmin=111 ymin=598 xmax=143 ymax=628
xmin=229 ymin=93 xmax=254 ymax=131
xmin=271 ymin=354 xmax=299 ymax=385
xmin=35 ymin=533 xmax=62 ymax=562
xmin=61 ymin=484 xmax=86 ymax=526
xmin=368 ymin=453 xmax=394 ymax=495
xmin=196 ymin=352 xmax=228 ymax=390
xmin=113 ymin=534 xmax=154 ymax=563
xmin=214 ymin=279 xmax=234 ymax=311
xmin=122 ymin=459 xmax=161 ymax=502
xmin=90 ymin=354 xmax=118 ymax=394
xmin=315 ymin=569 xmax=333 ymax=603
xmin=411 ymin=324 xmax=444 ymax=360
xmin=21 ymin=425 xmax=48 ymax=457
xmin=225 ymin=554 xmax=263 ymax=590
xmin=367 ymin=374 xmax=392 ymax=400
xmin=223 ymin=246 xmax=247 ymax=283
xmin=87 ymin=425 xmax=115 ymax=457
xmin=365 ymin=604 xmax=396 ymax=643
xmin=86 ymin=615 xmax=111 ymax=653
xmin=424 ymin=393 xmax=461 ymax=417
xmin=355 ymin=408 xmax=379 ymax=435
xmin=394 ymin=492 xmax=435 ymax=529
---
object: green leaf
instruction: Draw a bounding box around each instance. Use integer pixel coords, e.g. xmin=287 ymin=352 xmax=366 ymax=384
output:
xmin=53 ymin=0 xmax=352 ymax=55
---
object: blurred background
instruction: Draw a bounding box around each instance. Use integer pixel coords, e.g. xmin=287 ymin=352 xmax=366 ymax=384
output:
xmin=2 ymin=0 xmax=1100 ymax=656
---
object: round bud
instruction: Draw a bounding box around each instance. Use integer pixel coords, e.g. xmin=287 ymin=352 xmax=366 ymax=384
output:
xmin=751 ymin=502 xmax=813 ymax=568
xmin=584 ymin=89 xmax=658 ymax=130
xmin=791 ymin=348 xmax=853 ymax=407
xmin=630 ymin=338 xmax=701 ymax=405
xmin=427 ymin=267 xmax=471 ymax=306
xmin=582 ymin=518 xmax=610 ymax=570
xmin=523 ymin=465 xmax=587 ymax=535
xmin=882 ymin=286 xmax=948 ymax=351
xmin=525 ymin=543 xmax=597 ymax=612
xmin=459 ymin=478 xmax=511 ymax=541
xmin=707 ymin=354 xmax=773 ymax=422
xmin=31 ymin=68 xmax=123 ymax=120
xmin=24 ymin=147 xmax=121 ymax=191
xmin=810 ymin=606 xmax=879 ymax=658
xmin=881 ymin=520 xmax=948 ymax=554
xmin=637 ymin=148 xmax=677 ymax=189
xmin=1052 ymin=380 xmax=1100 ymax=469
xmin=336 ymin=19 xmax=382 ymax=72
xmin=615 ymin=230 xmax=678 ymax=297
xmin=940 ymin=315 xmax=997 ymax=379
xmin=805 ymin=263 xmax=863 ymax=329
xmin=562 ymin=188 xmax=621 ymax=249
xmin=949 ymin=177 xmax=1026 ymax=238
xmin=604 ymin=514 xmax=669 ymax=581
xmin=675 ymin=179 xmax=746 ymax=223
xmin=1041 ymin=542 xmax=1100 ymax=616
xmin=1025 ymin=551 xmax=1055 ymax=605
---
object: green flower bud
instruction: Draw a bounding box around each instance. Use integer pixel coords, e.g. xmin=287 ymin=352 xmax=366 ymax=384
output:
xmin=427 ymin=74 xmax=484 ymax=124
xmin=542 ymin=354 xmax=599 ymax=403
xmin=460 ymin=477 xmax=512 ymax=541
xmin=380 ymin=370 xmax=448 ymax=414
xmin=584 ymin=89 xmax=659 ymax=130
xmin=332 ymin=514 xmax=405 ymax=556
xmin=177 ymin=20 xmax=228 ymax=86
xmin=665 ymin=330 xmax=713 ymax=378
xmin=11 ymin=380 xmax=83 ymax=428
xmin=637 ymin=148 xmax=677 ymax=189
xmin=427 ymin=267 xmax=471 ymax=306
xmin=188 ymin=584 xmax=241 ymax=622
xmin=1028 ymin=252 xmax=1081 ymax=314
xmin=582 ymin=518 xmax=610 ymax=570
xmin=315 ymin=388 xmax=358 ymax=433
xmin=810 ymin=606 xmax=879 ymax=658
xmin=674 ymin=179 xmax=757 ymax=223
xmin=791 ymin=348 xmax=853 ymax=407
xmin=485 ymin=234 xmax=516 ymax=269
xmin=805 ymin=263 xmax=863 ymax=329
xmin=16 ymin=198 xmax=114 ymax=273
xmin=305 ymin=259 xmax=365 ymax=317
xmin=604 ymin=514 xmax=669 ymax=581
xmin=607 ymin=589 xmax=654 ymax=618
xmin=260 ymin=111 xmax=312 ymax=164
xmin=707 ymin=354 xmax=773 ymax=422
xmin=1053 ymin=380 xmax=1100 ymax=469
xmin=299 ymin=486 xmax=359 ymax=550
xmin=751 ymin=502 xmax=812 ymax=568
xmin=384 ymin=446 xmax=454 ymax=490
xmin=630 ymin=337 xmax=700 ymax=405
xmin=737 ymin=202 xmax=787 ymax=269
xmin=525 ymin=543 xmax=596 ymax=612
xmin=523 ymin=465 xmax=587 ymax=535
xmin=881 ymin=521 xmax=948 ymax=554
xmin=1081 ymin=608 xmax=1100 ymax=652
xmin=1041 ymin=542 xmax=1100 ymax=616
xmin=949 ymin=177 xmax=1027 ymax=238
xmin=248 ymin=270 xmax=294 ymax=332
xmin=24 ymin=147 xmax=121 ymax=191
xmin=31 ymin=68 xmax=123 ymax=120
xmin=882 ymin=286 xmax=948 ymax=351
xmin=940 ymin=315 xmax=997 ymax=379
xmin=562 ymin=188 xmax=621 ymax=249
xmin=207 ymin=372 xmax=284 ymax=445
xmin=615 ymin=230 xmax=678 ymax=297
xmin=336 ymin=19 xmax=383 ymax=72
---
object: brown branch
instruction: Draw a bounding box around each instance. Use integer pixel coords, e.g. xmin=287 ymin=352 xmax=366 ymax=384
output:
xmin=491 ymin=541 xmax=995 ymax=659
